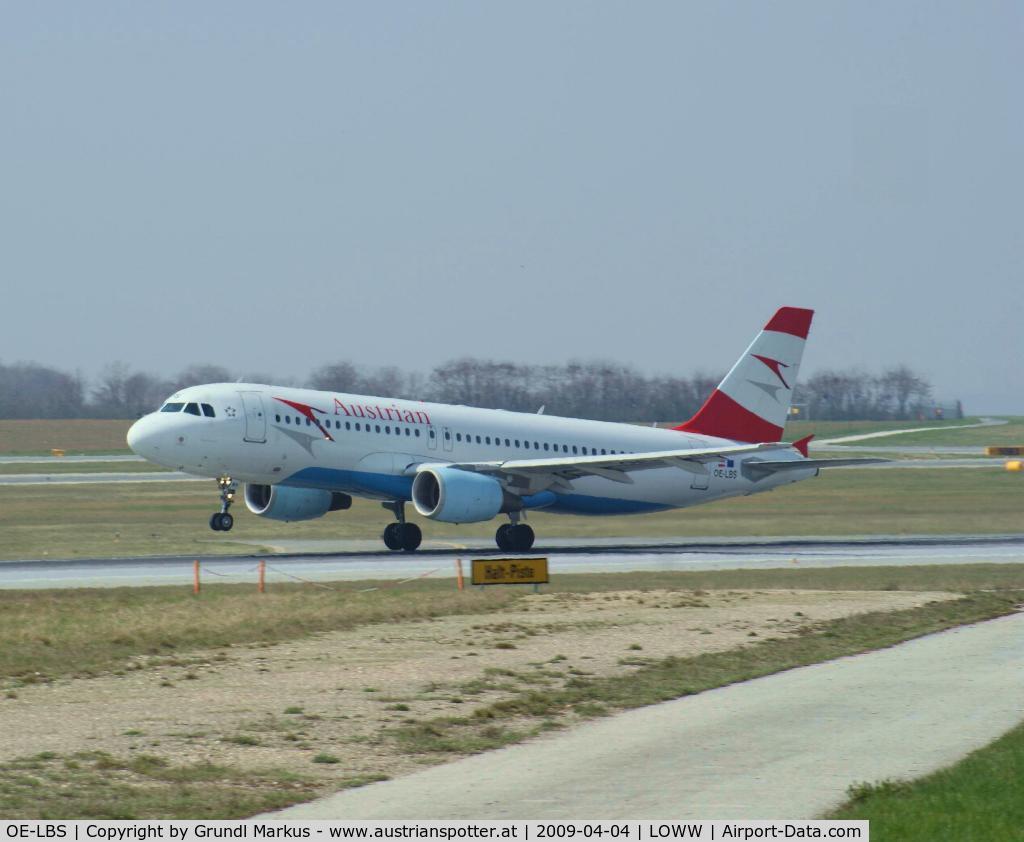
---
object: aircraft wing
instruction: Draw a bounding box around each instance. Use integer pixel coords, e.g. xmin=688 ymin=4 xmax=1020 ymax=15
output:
xmin=443 ymin=443 xmax=781 ymax=495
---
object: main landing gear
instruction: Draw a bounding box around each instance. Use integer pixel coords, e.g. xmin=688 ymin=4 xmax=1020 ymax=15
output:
xmin=381 ymin=501 xmax=422 ymax=552
xmin=209 ymin=477 xmax=237 ymax=532
xmin=495 ymin=513 xmax=535 ymax=552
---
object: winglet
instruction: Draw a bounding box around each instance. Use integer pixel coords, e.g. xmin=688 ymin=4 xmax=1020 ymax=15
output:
xmin=792 ymin=434 xmax=814 ymax=458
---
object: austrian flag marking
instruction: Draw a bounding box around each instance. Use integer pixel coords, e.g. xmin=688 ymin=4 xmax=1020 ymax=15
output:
xmin=274 ymin=397 xmax=335 ymax=441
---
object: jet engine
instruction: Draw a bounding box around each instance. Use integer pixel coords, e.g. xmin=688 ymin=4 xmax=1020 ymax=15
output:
xmin=412 ymin=466 xmax=511 ymax=523
xmin=244 ymin=484 xmax=352 ymax=522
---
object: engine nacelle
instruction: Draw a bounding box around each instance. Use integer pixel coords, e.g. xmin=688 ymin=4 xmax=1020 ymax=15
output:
xmin=412 ymin=466 xmax=506 ymax=523
xmin=244 ymin=484 xmax=352 ymax=522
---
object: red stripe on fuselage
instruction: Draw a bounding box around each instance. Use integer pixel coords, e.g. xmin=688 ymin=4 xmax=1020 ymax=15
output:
xmin=764 ymin=307 xmax=814 ymax=339
xmin=673 ymin=390 xmax=784 ymax=443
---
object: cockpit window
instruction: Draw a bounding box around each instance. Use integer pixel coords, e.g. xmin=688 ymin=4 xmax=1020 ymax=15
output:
xmin=184 ymin=403 xmax=201 ymax=416
xmin=201 ymin=403 xmax=215 ymax=418
xmin=160 ymin=403 xmax=185 ymax=413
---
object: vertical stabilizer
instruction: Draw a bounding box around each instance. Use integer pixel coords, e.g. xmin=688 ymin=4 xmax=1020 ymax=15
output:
xmin=674 ymin=307 xmax=814 ymax=442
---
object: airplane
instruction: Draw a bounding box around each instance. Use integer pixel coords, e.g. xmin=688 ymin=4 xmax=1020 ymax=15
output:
xmin=126 ymin=307 xmax=878 ymax=552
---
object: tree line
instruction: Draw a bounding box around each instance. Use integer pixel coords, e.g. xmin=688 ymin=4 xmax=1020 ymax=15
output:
xmin=0 ymin=358 xmax=945 ymax=422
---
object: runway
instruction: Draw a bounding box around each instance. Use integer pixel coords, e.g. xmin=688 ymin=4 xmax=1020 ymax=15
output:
xmin=264 ymin=611 xmax=1024 ymax=820
xmin=2 ymin=534 xmax=1022 ymax=589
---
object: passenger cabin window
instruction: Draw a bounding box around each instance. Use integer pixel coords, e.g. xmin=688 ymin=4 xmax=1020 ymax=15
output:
xmin=160 ymin=403 xmax=185 ymax=413
xmin=201 ymin=404 xmax=215 ymax=418
xmin=184 ymin=403 xmax=201 ymax=416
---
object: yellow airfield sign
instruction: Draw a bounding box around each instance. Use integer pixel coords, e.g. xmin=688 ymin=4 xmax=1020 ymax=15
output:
xmin=471 ymin=557 xmax=549 ymax=586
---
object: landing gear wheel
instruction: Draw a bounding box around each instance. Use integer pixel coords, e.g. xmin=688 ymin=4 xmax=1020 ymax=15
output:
xmin=210 ymin=477 xmax=237 ymax=532
xmin=495 ymin=523 xmax=514 ymax=551
xmin=383 ymin=523 xmax=403 ymax=551
xmin=400 ymin=523 xmax=422 ymax=552
xmin=510 ymin=523 xmax=534 ymax=552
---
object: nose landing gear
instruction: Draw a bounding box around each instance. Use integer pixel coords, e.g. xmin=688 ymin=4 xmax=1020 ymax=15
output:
xmin=381 ymin=501 xmax=422 ymax=552
xmin=209 ymin=477 xmax=237 ymax=532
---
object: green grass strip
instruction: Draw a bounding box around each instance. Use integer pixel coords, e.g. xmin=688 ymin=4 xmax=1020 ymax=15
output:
xmin=831 ymin=720 xmax=1024 ymax=840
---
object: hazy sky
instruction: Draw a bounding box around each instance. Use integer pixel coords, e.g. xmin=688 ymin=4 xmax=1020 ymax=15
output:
xmin=2 ymin=2 xmax=1022 ymax=411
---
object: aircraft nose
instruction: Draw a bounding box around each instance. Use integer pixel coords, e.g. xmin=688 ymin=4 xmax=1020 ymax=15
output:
xmin=127 ymin=415 xmax=162 ymax=459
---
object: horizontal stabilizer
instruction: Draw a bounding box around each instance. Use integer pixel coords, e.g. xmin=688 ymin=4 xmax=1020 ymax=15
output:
xmin=746 ymin=457 xmax=888 ymax=476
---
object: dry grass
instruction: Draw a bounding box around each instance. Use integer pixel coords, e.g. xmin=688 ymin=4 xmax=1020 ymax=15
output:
xmin=0 ymin=580 xmax=518 ymax=683
xmin=4 ymin=565 xmax=1024 ymax=686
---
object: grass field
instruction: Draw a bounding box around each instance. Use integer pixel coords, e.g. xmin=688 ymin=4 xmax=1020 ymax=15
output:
xmin=840 ymin=417 xmax=1024 ymax=447
xmin=0 ymin=420 xmax=133 ymax=454
xmin=782 ymin=417 xmax=991 ymax=442
xmin=0 ymin=565 xmax=1021 ymax=819
xmin=831 ymin=719 xmax=1024 ymax=839
xmin=0 ymin=466 xmax=1020 ymax=561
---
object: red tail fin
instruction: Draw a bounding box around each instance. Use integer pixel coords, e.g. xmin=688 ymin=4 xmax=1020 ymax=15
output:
xmin=674 ymin=306 xmax=813 ymax=443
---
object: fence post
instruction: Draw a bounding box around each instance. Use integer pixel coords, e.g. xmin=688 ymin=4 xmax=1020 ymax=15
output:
xmin=258 ymin=560 xmax=266 ymax=593
xmin=456 ymin=558 xmax=464 ymax=592
xmin=193 ymin=560 xmax=200 ymax=596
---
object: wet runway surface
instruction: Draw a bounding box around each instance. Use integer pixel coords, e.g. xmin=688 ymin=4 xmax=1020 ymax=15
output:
xmin=2 ymin=534 xmax=1022 ymax=589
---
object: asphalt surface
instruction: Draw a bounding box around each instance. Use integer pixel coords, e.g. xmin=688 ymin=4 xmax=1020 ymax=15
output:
xmin=0 ymin=471 xmax=200 ymax=485
xmin=2 ymin=534 xmax=1023 ymax=589
xmin=264 ymin=611 xmax=1024 ymax=820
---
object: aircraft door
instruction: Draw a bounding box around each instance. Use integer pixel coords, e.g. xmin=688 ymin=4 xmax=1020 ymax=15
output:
xmin=426 ymin=425 xmax=437 ymax=450
xmin=240 ymin=392 xmax=267 ymax=443
xmin=442 ymin=426 xmax=454 ymax=452
xmin=690 ymin=470 xmax=710 ymax=491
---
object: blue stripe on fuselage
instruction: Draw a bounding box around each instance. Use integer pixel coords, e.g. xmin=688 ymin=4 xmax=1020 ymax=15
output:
xmin=280 ymin=467 xmax=666 ymax=516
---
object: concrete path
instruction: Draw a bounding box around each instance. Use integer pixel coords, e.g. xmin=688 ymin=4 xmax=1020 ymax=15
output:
xmin=0 ymin=471 xmax=201 ymax=485
xmin=815 ymin=416 xmax=1007 ymax=445
xmin=265 ymin=612 xmax=1024 ymax=820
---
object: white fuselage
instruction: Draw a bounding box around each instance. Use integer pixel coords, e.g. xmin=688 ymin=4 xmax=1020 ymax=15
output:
xmin=127 ymin=383 xmax=814 ymax=517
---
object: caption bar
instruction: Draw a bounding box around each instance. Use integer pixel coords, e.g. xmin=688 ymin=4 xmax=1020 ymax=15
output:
xmin=1 ymin=820 xmax=867 ymax=841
